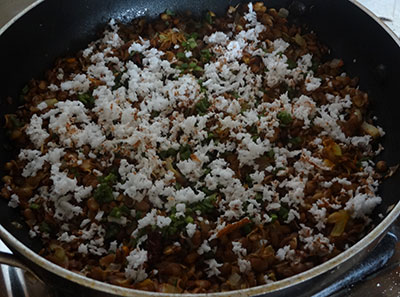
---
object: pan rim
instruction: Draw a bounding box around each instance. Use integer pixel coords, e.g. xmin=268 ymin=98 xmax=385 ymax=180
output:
xmin=0 ymin=0 xmax=44 ymax=36
xmin=1 ymin=202 xmax=399 ymax=296
xmin=0 ymin=0 xmax=399 ymax=296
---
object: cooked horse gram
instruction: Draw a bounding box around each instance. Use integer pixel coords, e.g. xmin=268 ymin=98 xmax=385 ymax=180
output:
xmin=1 ymin=2 xmax=386 ymax=293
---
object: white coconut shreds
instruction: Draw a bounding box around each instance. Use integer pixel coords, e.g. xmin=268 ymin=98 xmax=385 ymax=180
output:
xmin=3 ymin=3 xmax=388 ymax=292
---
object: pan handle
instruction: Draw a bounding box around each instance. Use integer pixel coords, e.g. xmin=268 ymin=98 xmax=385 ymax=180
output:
xmin=0 ymin=251 xmax=44 ymax=283
xmin=0 ymin=250 xmax=52 ymax=296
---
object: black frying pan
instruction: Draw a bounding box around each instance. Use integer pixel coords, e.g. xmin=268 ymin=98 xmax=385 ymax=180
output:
xmin=0 ymin=0 xmax=399 ymax=296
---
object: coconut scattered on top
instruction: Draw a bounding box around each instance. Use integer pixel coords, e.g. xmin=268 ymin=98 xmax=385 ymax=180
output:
xmin=3 ymin=3 xmax=386 ymax=290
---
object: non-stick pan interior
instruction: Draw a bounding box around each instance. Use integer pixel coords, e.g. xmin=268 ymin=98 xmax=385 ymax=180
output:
xmin=0 ymin=0 xmax=399 ymax=254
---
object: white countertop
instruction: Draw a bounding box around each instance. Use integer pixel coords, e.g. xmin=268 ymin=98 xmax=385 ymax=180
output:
xmin=358 ymin=0 xmax=400 ymax=36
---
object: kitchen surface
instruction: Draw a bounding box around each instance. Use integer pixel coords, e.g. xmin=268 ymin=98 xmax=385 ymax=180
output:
xmin=0 ymin=0 xmax=399 ymax=296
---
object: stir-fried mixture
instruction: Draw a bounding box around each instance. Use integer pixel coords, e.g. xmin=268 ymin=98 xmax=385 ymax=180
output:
xmin=1 ymin=2 xmax=388 ymax=293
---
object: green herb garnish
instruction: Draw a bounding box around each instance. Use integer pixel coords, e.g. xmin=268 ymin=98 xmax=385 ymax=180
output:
xmin=267 ymin=149 xmax=275 ymax=159
xmin=192 ymin=193 xmax=217 ymax=214
xmin=205 ymin=11 xmax=214 ymax=24
xmin=179 ymin=144 xmax=192 ymax=160
xmin=77 ymin=93 xmax=95 ymax=108
xmin=288 ymin=136 xmax=302 ymax=146
xmin=278 ymin=206 xmax=289 ymax=220
xmin=165 ymin=9 xmax=175 ymax=16
xmin=29 ymin=203 xmax=40 ymax=210
xmin=182 ymin=37 xmax=197 ymax=50
xmin=159 ymin=148 xmax=177 ymax=159
xmin=195 ymin=96 xmax=210 ymax=115
xmin=176 ymin=52 xmax=186 ymax=60
xmin=22 ymin=85 xmax=29 ymax=95
xmin=198 ymin=79 xmax=207 ymax=93
xmin=94 ymin=172 xmax=118 ymax=204
xmin=200 ymin=49 xmax=212 ymax=62
xmin=39 ymin=222 xmax=51 ymax=233
xmin=272 ymin=167 xmax=286 ymax=176
xmin=109 ymin=205 xmax=129 ymax=218
xmin=277 ymin=111 xmax=293 ymax=127
xmin=270 ymin=213 xmax=278 ymax=223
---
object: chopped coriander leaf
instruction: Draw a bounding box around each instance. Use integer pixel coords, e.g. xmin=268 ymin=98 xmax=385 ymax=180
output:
xmin=203 ymin=168 xmax=211 ymax=176
xmin=189 ymin=61 xmax=197 ymax=68
xmin=277 ymin=111 xmax=293 ymax=127
xmin=176 ymin=52 xmax=186 ymax=60
xmin=100 ymin=172 xmax=118 ymax=185
xmin=198 ymin=79 xmax=207 ymax=93
xmin=185 ymin=216 xmax=194 ymax=223
xmin=39 ymin=221 xmax=51 ymax=233
xmin=188 ymin=38 xmax=197 ymax=49
xmin=179 ymin=144 xmax=192 ymax=160
xmin=159 ymin=148 xmax=177 ymax=159
xmin=195 ymin=97 xmax=210 ymax=114
xmin=207 ymin=132 xmax=215 ymax=140
xmin=273 ymin=167 xmax=286 ymax=176
xmin=21 ymin=85 xmax=29 ymax=94
xmin=135 ymin=210 xmax=143 ymax=220
xmin=255 ymin=192 xmax=263 ymax=202
xmin=249 ymin=124 xmax=258 ymax=135
xmin=29 ymin=203 xmax=40 ymax=210
xmin=200 ymin=186 xmax=213 ymax=196
xmin=245 ymin=174 xmax=253 ymax=186
xmin=129 ymin=229 xmax=147 ymax=247
xmin=182 ymin=38 xmax=197 ymax=50
xmin=179 ymin=63 xmax=188 ymax=70
xmin=356 ymin=156 xmax=371 ymax=168
xmin=95 ymin=172 xmax=118 ymax=204
xmin=200 ymin=49 xmax=212 ymax=62
xmin=188 ymin=32 xmax=199 ymax=40
xmin=175 ymin=182 xmax=182 ymax=190
xmin=109 ymin=205 xmax=129 ymax=218
xmin=192 ymin=193 xmax=217 ymax=214
xmin=151 ymin=110 xmax=160 ymax=118
xmin=112 ymin=72 xmax=126 ymax=91
xmin=165 ymin=212 xmax=188 ymax=236
xmin=165 ymin=9 xmax=175 ymax=16
xmin=266 ymin=149 xmax=275 ymax=158
xmin=77 ymin=93 xmax=95 ymax=108
xmin=94 ymin=183 xmax=114 ymax=204
xmin=288 ymin=136 xmax=302 ymax=145
xmin=278 ymin=206 xmax=289 ymax=220
xmin=205 ymin=11 xmax=214 ymax=24
xmin=270 ymin=213 xmax=278 ymax=223
xmin=232 ymin=91 xmax=240 ymax=99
